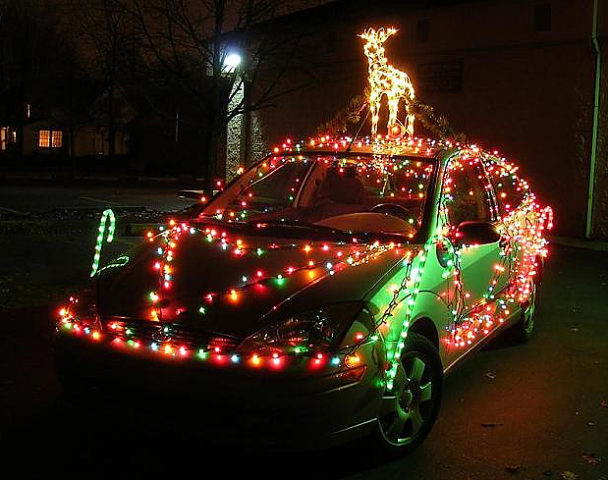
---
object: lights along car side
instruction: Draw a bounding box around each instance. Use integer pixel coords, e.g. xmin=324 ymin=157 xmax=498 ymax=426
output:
xmin=379 ymin=145 xmax=551 ymax=372
xmin=54 ymin=136 xmax=552 ymax=454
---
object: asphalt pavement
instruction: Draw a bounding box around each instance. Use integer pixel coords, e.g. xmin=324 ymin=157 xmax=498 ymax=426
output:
xmin=0 ymin=185 xmax=192 ymax=215
xmin=1 ymin=186 xmax=607 ymax=479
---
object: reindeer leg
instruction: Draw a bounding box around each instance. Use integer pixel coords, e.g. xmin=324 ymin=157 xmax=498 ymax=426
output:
xmin=387 ymin=94 xmax=399 ymax=136
xmin=405 ymin=101 xmax=415 ymax=136
xmin=370 ymin=92 xmax=380 ymax=138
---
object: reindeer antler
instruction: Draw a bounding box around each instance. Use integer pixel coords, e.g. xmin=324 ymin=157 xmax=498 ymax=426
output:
xmin=381 ymin=27 xmax=398 ymax=41
xmin=360 ymin=27 xmax=398 ymax=43
xmin=358 ymin=27 xmax=376 ymax=40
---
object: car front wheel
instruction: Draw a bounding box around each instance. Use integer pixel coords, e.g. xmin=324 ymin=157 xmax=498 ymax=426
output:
xmin=372 ymin=332 xmax=442 ymax=457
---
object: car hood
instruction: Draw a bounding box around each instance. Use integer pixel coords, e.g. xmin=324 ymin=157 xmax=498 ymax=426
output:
xmin=96 ymin=224 xmax=410 ymax=338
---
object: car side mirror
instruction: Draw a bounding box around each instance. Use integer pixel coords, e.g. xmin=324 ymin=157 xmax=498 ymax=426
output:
xmin=454 ymin=221 xmax=500 ymax=246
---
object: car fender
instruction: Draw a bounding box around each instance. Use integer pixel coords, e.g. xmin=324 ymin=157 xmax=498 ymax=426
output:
xmin=407 ymin=290 xmax=451 ymax=365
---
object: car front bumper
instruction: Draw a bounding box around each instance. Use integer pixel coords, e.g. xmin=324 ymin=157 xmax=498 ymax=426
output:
xmin=53 ymin=332 xmax=384 ymax=449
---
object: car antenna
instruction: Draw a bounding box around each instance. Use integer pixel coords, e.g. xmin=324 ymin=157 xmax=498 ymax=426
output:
xmin=346 ymin=104 xmax=370 ymax=152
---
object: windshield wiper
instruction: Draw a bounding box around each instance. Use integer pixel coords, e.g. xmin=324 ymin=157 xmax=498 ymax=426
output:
xmin=246 ymin=219 xmax=346 ymax=234
xmin=192 ymin=217 xmax=342 ymax=236
xmin=191 ymin=215 xmax=249 ymax=228
xmin=193 ymin=216 xmax=412 ymax=244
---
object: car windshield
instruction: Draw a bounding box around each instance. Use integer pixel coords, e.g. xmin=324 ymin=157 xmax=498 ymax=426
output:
xmin=195 ymin=154 xmax=435 ymax=240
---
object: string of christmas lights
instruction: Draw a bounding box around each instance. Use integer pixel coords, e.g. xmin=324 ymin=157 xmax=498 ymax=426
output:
xmin=58 ymin=135 xmax=552 ymax=390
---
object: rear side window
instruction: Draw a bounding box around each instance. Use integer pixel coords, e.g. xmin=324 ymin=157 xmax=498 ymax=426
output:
xmin=443 ymin=156 xmax=494 ymax=227
xmin=484 ymin=159 xmax=529 ymax=216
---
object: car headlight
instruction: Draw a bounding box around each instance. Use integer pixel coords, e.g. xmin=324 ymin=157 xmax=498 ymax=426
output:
xmin=57 ymin=288 xmax=99 ymax=330
xmin=237 ymin=303 xmax=363 ymax=356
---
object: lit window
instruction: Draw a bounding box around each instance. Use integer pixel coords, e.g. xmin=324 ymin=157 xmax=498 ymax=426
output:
xmin=52 ymin=130 xmax=63 ymax=148
xmin=39 ymin=130 xmax=50 ymax=148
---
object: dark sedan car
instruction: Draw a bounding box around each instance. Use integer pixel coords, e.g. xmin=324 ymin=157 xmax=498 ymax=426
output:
xmin=54 ymin=137 xmax=552 ymax=455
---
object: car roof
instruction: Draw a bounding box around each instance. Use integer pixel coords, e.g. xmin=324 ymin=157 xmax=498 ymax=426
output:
xmin=270 ymin=135 xmax=457 ymax=162
xmin=269 ymin=136 xmax=521 ymax=174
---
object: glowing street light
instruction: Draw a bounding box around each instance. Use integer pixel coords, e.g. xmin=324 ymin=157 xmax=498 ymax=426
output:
xmin=223 ymin=52 xmax=241 ymax=73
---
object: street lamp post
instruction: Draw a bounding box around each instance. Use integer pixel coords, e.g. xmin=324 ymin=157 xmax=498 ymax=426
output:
xmin=224 ymin=51 xmax=246 ymax=182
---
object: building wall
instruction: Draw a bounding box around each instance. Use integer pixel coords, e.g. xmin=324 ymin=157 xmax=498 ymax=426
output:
xmin=257 ymin=0 xmax=607 ymax=238
xmin=73 ymin=127 xmax=129 ymax=157
xmin=23 ymin=124 xmax=36 ymax=156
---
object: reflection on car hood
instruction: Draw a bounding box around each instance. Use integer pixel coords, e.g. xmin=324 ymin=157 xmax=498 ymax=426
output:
xmin=96 ymin=225 xmax=410 ymax=338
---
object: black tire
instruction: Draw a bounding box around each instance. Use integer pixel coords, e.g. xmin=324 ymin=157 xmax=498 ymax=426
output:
xmin=371 ymin=332 xmax=443 ymax=458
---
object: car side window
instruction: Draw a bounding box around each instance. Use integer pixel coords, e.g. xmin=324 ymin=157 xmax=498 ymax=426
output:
xmin=443 ymin=157 xmax=493 ymax=227
xmin=484 ymin=159 xmax=529 ymax=216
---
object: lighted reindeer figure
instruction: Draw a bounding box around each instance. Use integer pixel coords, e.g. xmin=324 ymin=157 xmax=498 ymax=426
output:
xmin=360 ymin=27 xmax=416 ymax=138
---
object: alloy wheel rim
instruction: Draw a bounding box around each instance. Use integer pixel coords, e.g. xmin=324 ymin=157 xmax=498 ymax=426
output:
xmin=378 ymin=353 xmax=435 ymax=446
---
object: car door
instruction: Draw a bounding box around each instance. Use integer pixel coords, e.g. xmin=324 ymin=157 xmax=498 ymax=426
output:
xmin=442 ymin=156 xmax=509 ymax=319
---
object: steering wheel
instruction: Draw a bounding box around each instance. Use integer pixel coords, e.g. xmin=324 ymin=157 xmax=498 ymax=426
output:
xmin=370 ymin=203 xmax=414 ymax=222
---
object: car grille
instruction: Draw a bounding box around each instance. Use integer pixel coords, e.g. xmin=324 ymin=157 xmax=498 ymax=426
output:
xmin=99 ymin=317 xmax=241 ymax=353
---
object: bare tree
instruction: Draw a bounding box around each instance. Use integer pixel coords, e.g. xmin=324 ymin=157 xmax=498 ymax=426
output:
xmin=121 ymin=0 xmax=309 ymax=189
xmin=66 ymin=0 xmax=138 ymax=163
